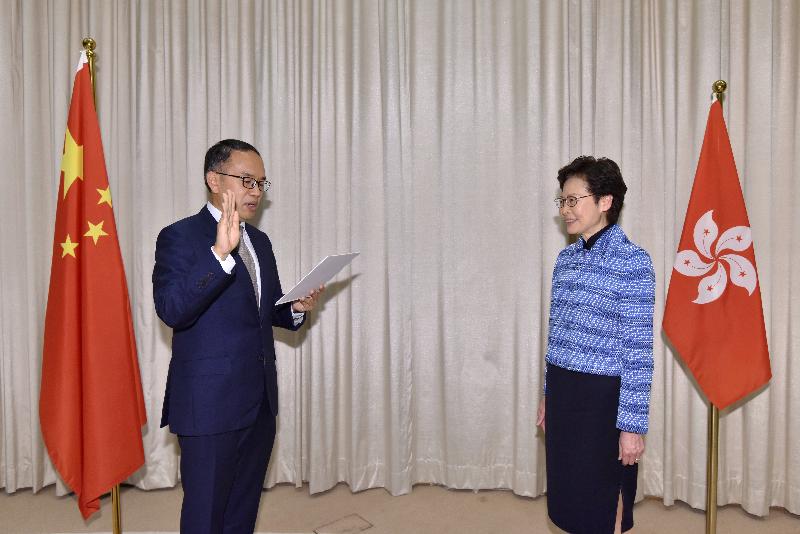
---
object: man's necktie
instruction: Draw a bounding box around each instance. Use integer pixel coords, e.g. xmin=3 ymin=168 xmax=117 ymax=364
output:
xmin=237 ymin=233 xmax=259 ymax=308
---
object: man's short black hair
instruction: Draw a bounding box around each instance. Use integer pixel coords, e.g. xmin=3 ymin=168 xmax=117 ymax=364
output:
xmin=203 ymin=139 xmax=261 ymax=192
xmin=557 ymin=156 xmax=628 ymax=225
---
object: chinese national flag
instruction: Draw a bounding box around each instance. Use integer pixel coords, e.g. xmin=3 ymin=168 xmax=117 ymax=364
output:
xmin=663 ymin=100 xmax=771 ymax=409
xmin=40 ymin=51 xmax=146 ymax=519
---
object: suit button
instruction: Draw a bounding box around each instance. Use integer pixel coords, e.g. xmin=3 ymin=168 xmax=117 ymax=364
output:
xmin=196 ymin=272 xmax=214 ymax=289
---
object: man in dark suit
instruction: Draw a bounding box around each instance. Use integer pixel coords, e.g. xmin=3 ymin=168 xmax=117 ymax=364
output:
xmin=153 ymin=139 xmax=322 ymax=533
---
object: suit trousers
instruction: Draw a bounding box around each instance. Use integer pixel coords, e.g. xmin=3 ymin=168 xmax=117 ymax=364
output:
xmin=178 ymin=395 xmax=276 ymax=534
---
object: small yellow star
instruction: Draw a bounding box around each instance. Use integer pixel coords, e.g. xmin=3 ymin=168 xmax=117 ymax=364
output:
xmin=84 ymin=220 xmax=109 ymax=245
xmin=60 ymin=234 xmax=79 ymax=258
xmin=97 ymin=187 xmax=112 ymax=207
xmin=61 ymin=128 xmax=84 ymax=199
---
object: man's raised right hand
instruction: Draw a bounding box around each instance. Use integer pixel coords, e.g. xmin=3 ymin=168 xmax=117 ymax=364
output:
xmin=213 ymin=190 xmax=240 ymax=260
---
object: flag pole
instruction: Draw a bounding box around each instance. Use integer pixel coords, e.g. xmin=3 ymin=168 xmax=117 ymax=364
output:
xmin=706 ymin=403 xmax=719 ymax=534
xmin=82 ymin=38 xmax=97 ymax=107
xmin=81 ymin=36 xmax=122 ymax=534
xmin=704 ymin=80 xmax=727 ymax=534
xmin=111 ymin=485 xmax=122 ymax=534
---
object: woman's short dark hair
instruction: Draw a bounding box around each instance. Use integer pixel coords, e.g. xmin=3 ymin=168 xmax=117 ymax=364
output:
xmin=203 ymin=139 xmax=261 ymax=192
xmin=557 ymin=156 xmax=627 ymax=225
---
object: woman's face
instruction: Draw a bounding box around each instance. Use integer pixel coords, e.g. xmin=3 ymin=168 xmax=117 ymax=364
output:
xmin=559 ymin=175 xmax=612 ymax=240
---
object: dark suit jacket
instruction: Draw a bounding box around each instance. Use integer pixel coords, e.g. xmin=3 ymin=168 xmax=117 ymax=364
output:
xmin=153 ymin=206 xmax=303 ymax=436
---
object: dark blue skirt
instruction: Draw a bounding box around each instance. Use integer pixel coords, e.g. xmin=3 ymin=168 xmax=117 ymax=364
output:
xmin=544 ymin=363 xmax=638 ymax=534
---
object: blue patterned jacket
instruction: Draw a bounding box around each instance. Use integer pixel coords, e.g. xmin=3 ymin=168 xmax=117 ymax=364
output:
xmin=545 ymin=224 xmax=655 ymax=434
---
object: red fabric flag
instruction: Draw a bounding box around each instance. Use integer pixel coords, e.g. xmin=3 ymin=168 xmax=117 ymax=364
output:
xmin=663 ymin=100 xmax=771 ymax=409
xmin=40 ymin=51 xmax=146 ymax=519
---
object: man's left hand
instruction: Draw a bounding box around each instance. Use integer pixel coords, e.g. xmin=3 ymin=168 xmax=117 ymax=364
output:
xmin=291 ymin=285 xmax=325 ymax=313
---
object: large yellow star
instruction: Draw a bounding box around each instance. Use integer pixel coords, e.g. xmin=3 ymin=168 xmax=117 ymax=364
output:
xmin=84 ymin=220 xmax=109 ymax=245
xmin=61 ymin=128 xmax=84 ymax=199
xmin=60 ymin=234 xmax=79 ymax=258
xmin=97 ymin=187 xmax=112 ymax=207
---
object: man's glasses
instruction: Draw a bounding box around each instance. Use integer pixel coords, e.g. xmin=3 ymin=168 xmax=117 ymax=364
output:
xmin=214 ymin=170 xmax=271 ymax=192
xmin=553 ymin=194 xmax=592 ymax=209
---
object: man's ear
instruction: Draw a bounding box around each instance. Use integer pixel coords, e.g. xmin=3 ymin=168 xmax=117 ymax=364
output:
xmin=206 ymin=171 xmax=219 ymax=193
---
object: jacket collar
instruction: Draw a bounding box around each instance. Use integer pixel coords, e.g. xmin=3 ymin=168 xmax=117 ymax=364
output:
xmin=572 ymin=223 xmax=624 ymax=256
xmin=582 ymin=223 xmax=613 ymax=250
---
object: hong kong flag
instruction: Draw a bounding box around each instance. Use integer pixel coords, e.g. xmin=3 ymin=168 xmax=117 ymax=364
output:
xmin=40 ymin=50 xmax=146 ymax=519
xmin=663 ymin=99 xmax=771 ymax=409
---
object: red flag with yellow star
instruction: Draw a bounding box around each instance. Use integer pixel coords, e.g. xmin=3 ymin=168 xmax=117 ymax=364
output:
xmin=663 ymin=100 xmax=771 ymax=409
xmin=40 ymin=50 xmax=146 ymax=519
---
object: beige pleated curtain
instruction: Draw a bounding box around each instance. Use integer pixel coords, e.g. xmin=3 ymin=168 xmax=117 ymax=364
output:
xmin=0 ymin=0 xmax=797 ymax=518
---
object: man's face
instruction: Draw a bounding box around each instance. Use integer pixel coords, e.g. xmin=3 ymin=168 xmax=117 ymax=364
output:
xmin=206 ymin=150 xmax=266 ymax=221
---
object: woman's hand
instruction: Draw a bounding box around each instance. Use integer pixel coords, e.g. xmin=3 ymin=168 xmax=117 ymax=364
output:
xmin=619 ymin=431 xmax=644 ymax=466
xmin=536 ymin=397 xmax=546 ymax=432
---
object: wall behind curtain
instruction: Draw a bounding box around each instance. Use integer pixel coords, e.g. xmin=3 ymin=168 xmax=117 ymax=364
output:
xmin=1 ymin=0 xmax=797 ymax=517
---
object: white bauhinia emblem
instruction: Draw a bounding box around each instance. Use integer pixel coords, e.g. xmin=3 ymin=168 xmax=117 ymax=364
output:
xmin=673 ymin=210 xmax=757 ymax=304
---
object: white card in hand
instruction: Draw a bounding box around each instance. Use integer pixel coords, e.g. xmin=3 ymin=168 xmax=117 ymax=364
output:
xmin=275 ymin=253 xmax=359 ymax=305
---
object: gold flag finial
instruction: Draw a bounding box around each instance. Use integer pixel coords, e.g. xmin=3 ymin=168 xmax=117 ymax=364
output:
xmin=712 ymin=80 xmax=727 ymax=103
xmin=82 ymin=37 xmax=96 ymax=57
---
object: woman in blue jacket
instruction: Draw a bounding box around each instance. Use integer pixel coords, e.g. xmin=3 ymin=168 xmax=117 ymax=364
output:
xmin=537 ymin=156 xmax=655 ymax=533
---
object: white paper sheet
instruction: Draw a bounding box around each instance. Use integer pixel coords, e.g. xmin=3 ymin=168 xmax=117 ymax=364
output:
xmin=275 ymin=252 xmax=360 ymax=305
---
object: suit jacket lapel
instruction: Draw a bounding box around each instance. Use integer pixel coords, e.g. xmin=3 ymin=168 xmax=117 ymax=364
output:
xmin=244 ymin=223 xmax=265 ymax=310
xmin=199 ymin=205 xmax=218 ymax=242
